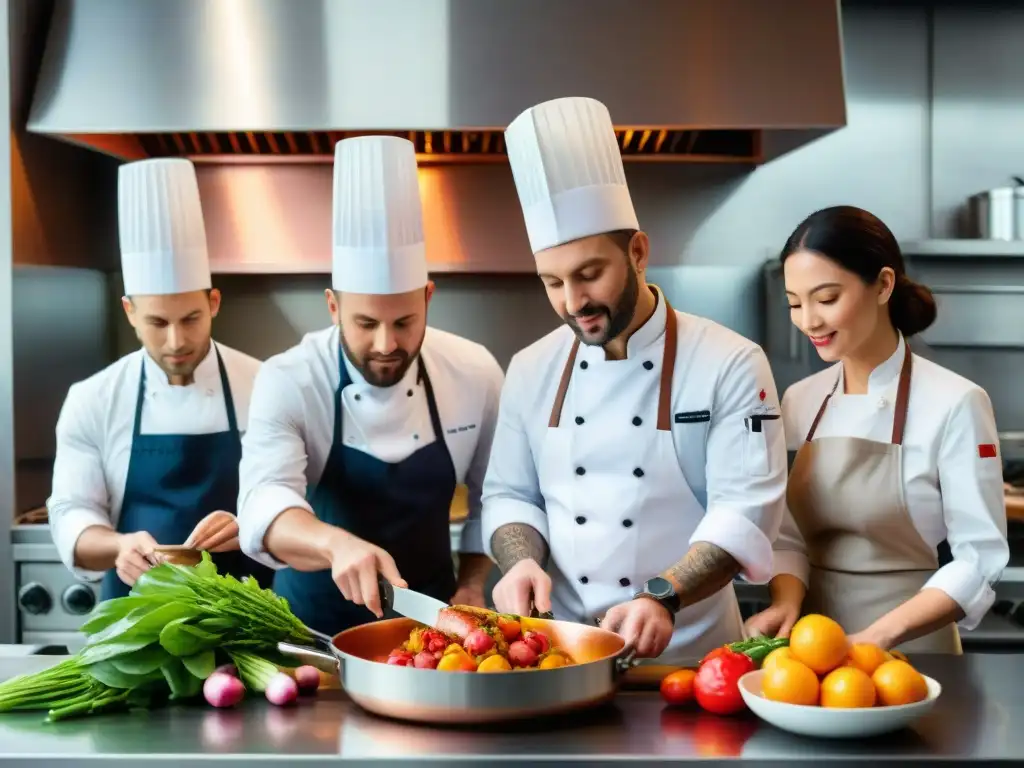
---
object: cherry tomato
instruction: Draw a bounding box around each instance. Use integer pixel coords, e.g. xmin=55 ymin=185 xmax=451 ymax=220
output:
xmin=693 ymin=649 xmax=756 ymax=715
xmin=660 ymin=669 xmax=697 ymax=706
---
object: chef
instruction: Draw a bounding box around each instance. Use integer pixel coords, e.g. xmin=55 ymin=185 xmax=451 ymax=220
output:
xmin=480 ymin=96 xmax=788 ymax=663
xmin=745 ymin=205 xmax=1009 ymax=653
xmin=47 ymin=158 xmax=272 ymax=599
xmin=236 ymin=135 xmax=504 ymax=636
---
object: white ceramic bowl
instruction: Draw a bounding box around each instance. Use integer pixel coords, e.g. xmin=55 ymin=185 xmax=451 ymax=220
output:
xmin=738 ymin=669 xmax=941 ymax=739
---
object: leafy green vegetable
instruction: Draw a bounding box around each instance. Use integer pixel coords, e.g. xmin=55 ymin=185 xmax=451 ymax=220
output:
xmin=0 ymin=554 xmax=315 ymax=722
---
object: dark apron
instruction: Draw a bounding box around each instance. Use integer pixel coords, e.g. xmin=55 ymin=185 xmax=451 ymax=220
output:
xmin=100 ymin=346 xmax=273 ymax=600
xmin=272 ymin=348 xmax=458 ymax=636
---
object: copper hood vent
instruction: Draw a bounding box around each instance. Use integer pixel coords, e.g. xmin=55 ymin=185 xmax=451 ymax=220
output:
xmin=27 ymin=0 xmax=846 ymax=166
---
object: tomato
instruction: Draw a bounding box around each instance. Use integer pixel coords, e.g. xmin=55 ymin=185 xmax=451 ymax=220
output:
xmin=699 ymin=646 xmax=732 ymax=667
xmin=693 ymin=649 xmax=756 ymax=715
xmin=659 ymin=669 xmax=697 ymax=706
xmin=497 ymin=616 xmax=521 ymax=642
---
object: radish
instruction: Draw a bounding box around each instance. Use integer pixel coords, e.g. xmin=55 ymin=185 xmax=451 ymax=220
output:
xmin=213 ymin=664 xmax=238 ymax=678
xmin=203 ymin=672 xmax=245 ymax=708
xmin=463 ymin=629 xmax=495 ymax=655
xmin=265 ymin=672 xmax=299 ymax=706
xmin=293 ymin=666 xmax=321 ymax=694
xmin=413 ymin=651 xmax=439 ymax=669
xmin=508 ymin=640 xmax=539 ymax=668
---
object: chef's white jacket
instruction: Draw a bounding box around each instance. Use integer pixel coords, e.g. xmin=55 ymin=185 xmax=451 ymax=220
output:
xmin=237 ymin=325 xmax=504 ymax=569
xmin=46 ymin=342 xmax=262 ymax=580
xmin=773 ymin=333 xmax=1009 ymax=629
xmin=480 ymin=300 xmax=789 ymax=592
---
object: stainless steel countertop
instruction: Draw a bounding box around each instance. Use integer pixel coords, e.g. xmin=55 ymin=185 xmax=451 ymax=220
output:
xmin=0 ymin=653 xmax=1021 ymax=766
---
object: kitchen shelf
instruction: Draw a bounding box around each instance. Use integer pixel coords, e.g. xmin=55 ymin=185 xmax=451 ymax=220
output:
xmin=901 ymin=239 xmax=1024 ymax=258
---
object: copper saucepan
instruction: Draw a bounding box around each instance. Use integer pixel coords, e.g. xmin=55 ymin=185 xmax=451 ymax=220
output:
xmin=278 ymin=615 xmax=640 ymax=724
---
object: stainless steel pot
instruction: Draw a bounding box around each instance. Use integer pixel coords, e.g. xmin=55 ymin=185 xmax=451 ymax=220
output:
xmin=279 ymin=615 xmax=638 ymax=724
xmin=970 ymin=178 xmax=1024 ymax=240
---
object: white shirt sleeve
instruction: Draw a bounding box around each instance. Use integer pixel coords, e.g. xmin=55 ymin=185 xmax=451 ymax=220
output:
xmin=689 ymin=346 xmax=788 ymax=584
xmin=46 ymin=384 xmax=114 ymax=582
xmin=459 ymin=356 xmax=505 ymax=556
xmin=237 ymin=363 xmax=315 ymax=569
xmin=480 ymin=358 xmax=550 ymax=559
xmin=770 ymin=384 xmax=810 ymax=585
xmin=922 ymin=386 xmax=1009 ymax=629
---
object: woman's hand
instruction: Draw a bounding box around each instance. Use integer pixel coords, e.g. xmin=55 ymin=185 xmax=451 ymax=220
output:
xmin=744 ymin=573 xmax=806 ymax=638
xmin=185 ymin=511 xmax=240 ymax=552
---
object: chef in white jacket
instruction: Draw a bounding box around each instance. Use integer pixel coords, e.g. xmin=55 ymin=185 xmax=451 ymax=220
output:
xmin=745 ymin=205 xmax=1009 ymax=653
xmin=237 ymin=136 xmax=504 ymax=636
xmin=481 ymin=96 xmax=788 ymax=663
xmin=46 ymin=158 xmax=271 ymax=599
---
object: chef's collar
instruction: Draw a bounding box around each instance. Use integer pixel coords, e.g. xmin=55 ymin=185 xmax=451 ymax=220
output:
xmin=577 ymin=284 xmax=667 ymax=363
xmin=837 ymin=332 xmax=906 ymax=395
xmin=142 ymin=341 xmax=219 ymax=392
xmin=338 ymin=327 xmax=420 ymax=394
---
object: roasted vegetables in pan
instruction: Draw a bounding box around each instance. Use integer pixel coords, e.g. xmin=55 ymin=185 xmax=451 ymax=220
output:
xmin=385 ymin=606 xmax=575 ymax=672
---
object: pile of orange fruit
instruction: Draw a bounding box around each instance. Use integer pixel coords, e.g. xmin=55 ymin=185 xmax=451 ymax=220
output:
xmin=759 ymin=614 xmax=930 ymax=709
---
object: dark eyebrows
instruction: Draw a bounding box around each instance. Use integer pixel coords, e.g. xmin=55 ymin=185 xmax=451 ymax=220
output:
xmin=352 ymin=313 xmax=416 ymax=324
xmin=785 ymin=282 xmax=842 ymax=296
xmin=538 ymin=257 xmax=606 ymax=281
xmin=143 ymin=309 xmax=202 ymax=323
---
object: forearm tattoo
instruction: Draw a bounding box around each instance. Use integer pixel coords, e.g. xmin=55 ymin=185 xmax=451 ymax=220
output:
xmin=664 ymin=542 xmax=741 ymax=607
xmin=490 ymin=523 xmax=548 ymax=573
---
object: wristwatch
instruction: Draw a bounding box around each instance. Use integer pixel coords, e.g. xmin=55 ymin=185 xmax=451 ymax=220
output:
xmin=634 ymin=577 xmax=681 ymax=617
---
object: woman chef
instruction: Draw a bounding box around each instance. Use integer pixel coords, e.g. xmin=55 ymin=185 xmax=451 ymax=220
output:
xmin=481 ymin=96 xmax=789 ymax=664
xmin=236 ymin=136 xmax=504 ymax=636
xmin=746 ymin=206 xmax=1009 ymax=653
xmin=47 ymin=158 xmax=273 ymax=599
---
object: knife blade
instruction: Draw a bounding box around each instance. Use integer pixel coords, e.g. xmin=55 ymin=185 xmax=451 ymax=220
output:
xmin=377 ymin=576 xmax=448 ymax=627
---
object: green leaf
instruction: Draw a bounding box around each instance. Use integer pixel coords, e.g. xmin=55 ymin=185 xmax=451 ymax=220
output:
xmin=109 ymin=644 xmax=170 ymax=675
xmin=80 ymin=602 xmax=200 ymax=665
xmin=228 ymin=651 xmax=280 ymax=693
xmin=131 ymin=564 xmax=193 ymax=598
xmin=193 ymin=556 xmax=218 ymax=580
xmin=87 ymin=661 xmax=162 ymax=690
xmin=159 ymin=617 xmax=221 ymax=657
xmin=180 ymin=650 xmax=216 ymax=680
xmin=196 ymin=617 xmax=234 ymax=632
xmin=78 ymin=597 xmax=155 ymax=636
xmin=160 ymin=658 xmax=202 ymax=700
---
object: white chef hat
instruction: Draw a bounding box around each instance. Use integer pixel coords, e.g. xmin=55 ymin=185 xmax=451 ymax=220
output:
xmin=118 ymin=158 xmax=212 ymax=296
xmin=332 ymin=135 xmax=428 ymax=295
xmin=505 ymin=96 xmax=639 ymax=254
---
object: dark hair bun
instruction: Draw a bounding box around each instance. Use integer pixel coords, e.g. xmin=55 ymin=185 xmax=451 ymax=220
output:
xmin=889 ymin=277 xmax=936 ymax=337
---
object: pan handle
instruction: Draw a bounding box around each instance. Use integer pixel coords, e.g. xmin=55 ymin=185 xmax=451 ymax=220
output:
xmin=613 ymin=645 xmax=639 ymax=676
xmin=277 ymin=642 xmax=341 ymax=675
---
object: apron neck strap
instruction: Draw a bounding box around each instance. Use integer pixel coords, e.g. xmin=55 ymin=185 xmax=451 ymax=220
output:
xmin=548 ymin=295 xmax=678 ymax=431
xmin=804 ymin=341 xmax=913 ymax=446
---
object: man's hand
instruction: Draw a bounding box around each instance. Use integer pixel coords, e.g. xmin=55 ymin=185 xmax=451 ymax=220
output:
xmin=325 ymin=529 xmax=407 ymax=619
xmin=745 ymin=602 xmax=800 ymax=639
xmin=115 ymin=531 xmax=161 ymax=587
xmin=601 ymin=598 xmax=675 ymax=659
xmin=491 ymin=559 xmax=551 ymax=617
xmin=184 ymin=511 xmax=240 ymax=553
xmin=449 ymin=584 xmax=487 ymax=609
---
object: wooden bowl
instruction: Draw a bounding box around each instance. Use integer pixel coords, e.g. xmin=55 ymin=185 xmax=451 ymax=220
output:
xmin=154 ymin=545 xmax=203 ymax=566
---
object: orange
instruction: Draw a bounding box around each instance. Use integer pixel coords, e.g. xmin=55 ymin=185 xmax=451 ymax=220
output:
xmin=761 ymin=647 xmax=794 ymax=670
xmin=846 ymin=643 xmax=891 ymax=676
xmin=872 ymin=660 xmax=928 ymax=706
xmin=437 ymin=652 xmax=477 ymax=672
xmin=539 ymin=653 xmax=569 ymax=670
xmin=788 ymin=614 xmax=849 ymax=675
xmin=820 ymin=667 xmax=877 ymax=708
xmin=477 ymin=654 xmax=512 ymax=673
xmin=761 ymin=658 xmax=820 ymax=706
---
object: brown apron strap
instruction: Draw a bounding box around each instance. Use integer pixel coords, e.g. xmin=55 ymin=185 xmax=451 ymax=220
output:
xmin=805 ymin=341 xmax=913 ymax=444
xmin=547 ymin=295 xmax=678 ymax=431
xmin=656 ymin=303 xmax=678 ymax=431
xmin=548 ymin=338 xmax=581 ymax=428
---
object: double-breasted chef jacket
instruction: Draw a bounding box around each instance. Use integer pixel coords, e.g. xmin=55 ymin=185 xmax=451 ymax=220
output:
xmin=480 ymin=286 xmax=789 ymax=664
xmin=236 ymin=324 xmax=504 ymax=584
xmin=47 ymin=342 xmax=263 ymax=581
xmin=772 ymin=333 xmax=1009 ymax=635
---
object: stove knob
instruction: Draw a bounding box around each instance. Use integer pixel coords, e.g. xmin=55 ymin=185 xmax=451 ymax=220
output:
xmin=17 ymin=582 xmax=53 ymax=616
xmin=61 ymin=584 xmax=96 ymax=616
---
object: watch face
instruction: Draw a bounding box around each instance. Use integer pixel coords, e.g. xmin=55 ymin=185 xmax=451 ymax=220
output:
xmin=646 ymin=577 xmax=673 ymax=600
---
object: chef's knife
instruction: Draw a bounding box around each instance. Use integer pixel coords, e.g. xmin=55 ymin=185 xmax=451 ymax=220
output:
xmin=377 ymin=577 xmax=448 ymax=627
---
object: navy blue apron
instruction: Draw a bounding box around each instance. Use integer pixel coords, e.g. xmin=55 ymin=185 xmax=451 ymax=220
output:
xmin=100 ymin=346 xmax=274 ymax=600
xmin=272 ymin=348 xmax=458 ymax=636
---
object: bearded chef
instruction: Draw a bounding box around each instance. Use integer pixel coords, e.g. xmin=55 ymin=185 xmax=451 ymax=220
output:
xmin=237 ymin=136 xmax=504 ymax=636
xmin=480 ymin=96 xmax=789 ymax=663
xmin=47 ymin=158 xmax=272 ymax=599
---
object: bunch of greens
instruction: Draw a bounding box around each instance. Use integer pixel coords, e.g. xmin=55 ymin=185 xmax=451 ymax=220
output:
xmin=0 ymin=554 xmax=314 ymax=722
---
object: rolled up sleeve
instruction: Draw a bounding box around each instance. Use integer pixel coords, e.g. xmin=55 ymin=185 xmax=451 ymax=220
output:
xmin=460 ymin=355 xmax=506 ymax=555
xmin=690 ymin=346 xmax=788 ymax=584
xmin=237 ymin=365 xmax=315 ymax=570
xmin=771 ymin=509 xmax=810 ymax=586
xmin=923 ymin=387 xmax=1008 ymax=630
xmin=481 ymin=358 xmax=549 ymax=560
xmin=46 ymin=384 xmax=113 ymax=582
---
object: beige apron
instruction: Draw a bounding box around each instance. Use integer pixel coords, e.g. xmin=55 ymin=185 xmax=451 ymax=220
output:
xmin=787 ymin=343 xmax=961 ymax=654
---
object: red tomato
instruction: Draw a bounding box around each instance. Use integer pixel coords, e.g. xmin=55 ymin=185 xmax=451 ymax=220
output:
xmin=660 ymin=669 xmax=697 ymax=706
xmin=693 ymin=649 xmax=756 ymax=715
xmin=699 ymin=646 xmax=732 ymax=667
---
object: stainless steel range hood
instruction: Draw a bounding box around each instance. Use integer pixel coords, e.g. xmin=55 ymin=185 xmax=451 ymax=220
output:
xmin=26 ymin=0 xmax=847 ymax=165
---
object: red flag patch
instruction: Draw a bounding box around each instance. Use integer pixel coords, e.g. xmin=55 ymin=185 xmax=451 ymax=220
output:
xmin=978 ymin=444 xmax=998 ymax=459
